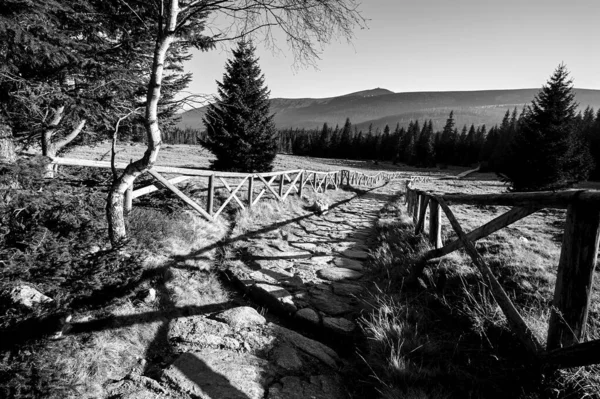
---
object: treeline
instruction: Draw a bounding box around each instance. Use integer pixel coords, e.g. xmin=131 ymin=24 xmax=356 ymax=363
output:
xmin=276 ymin=107 xmax=600 ymax=177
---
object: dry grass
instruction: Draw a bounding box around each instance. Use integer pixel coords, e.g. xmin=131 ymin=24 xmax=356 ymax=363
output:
xmin=362 ymin=178 xmax=600 ymax=398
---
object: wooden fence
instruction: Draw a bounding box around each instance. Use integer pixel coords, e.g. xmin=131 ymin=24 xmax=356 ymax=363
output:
xmin=51 ymin=157 xmax=402 ymax=222
xmin=404 ymin=181 xmax=600 ymax=369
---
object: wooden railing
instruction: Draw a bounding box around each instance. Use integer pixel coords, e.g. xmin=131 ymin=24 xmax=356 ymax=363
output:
xmin=51 ymin=157 xmax=401 ymax=222
xmin=404 ymin=181 xmax=600 ymax=369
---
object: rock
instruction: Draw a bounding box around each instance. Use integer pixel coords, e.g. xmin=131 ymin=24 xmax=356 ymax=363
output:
xmin=250 ymin=284 xmax=297 ymax=314
xmin=214 ymin=306 xmax=266 ymax=329
xmin=332 ymin=283 xmax=364 ymax=297
xmin=293 ymin=242 xmax=317 ymax=250
xmin=168 ymin=315 xmax=233 ymax=351
xmin=294 ymin=308 xmax=320 ymax=325
xmin=322 ymin=317 xmax=356 ymax=334
xmin=142 ymin=288 xmax=156 ymax=303
xmin=270 ymin=324 xmax=339 ymax=368
xmin=310 ymin=200 xmax=329 ymax=214
xmin=340 ymin=249 xmax=369 ymax=260
xmin=88 ymin=245 xmax=101 ymax=254
xmin=333 ymin=257 xmax=364 ymax=271
xmin=163 ymin=350 xmax=274 ymax=399
xmin=309 ymin=290 xmax=354 ymax=316
xmin=267 ymin=375 xmax=346 ymax=399
xmin=10 ymin=285 xmax=52 ymax=309
xmin=271 ymin=344 xmax=303 ymax=371
xmin=105 ymin=374 xmax=168 ymax=399
xmin=317 ymin=268 xmax=363 ymax=282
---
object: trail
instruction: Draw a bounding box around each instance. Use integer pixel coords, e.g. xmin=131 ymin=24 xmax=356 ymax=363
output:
xmin=105 ymin=180 xmax=405 ymax=399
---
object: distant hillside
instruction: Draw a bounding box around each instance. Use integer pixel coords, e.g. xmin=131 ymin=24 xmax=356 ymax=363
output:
xmin=177 ymin=88 xmax=600 ymax=132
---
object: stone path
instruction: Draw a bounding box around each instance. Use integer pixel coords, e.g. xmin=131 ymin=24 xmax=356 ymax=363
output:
xmin=226 ymin=183 xmax=401 ymax=336
xmin=105 ymin=181 xmax=403 ymax=399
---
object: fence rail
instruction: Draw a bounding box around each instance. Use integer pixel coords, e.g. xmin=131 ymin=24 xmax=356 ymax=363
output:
xmin=404 ymin=181 xmax=600 ymax=369
xmin=51 ymin=157 xmax=402 ymax=222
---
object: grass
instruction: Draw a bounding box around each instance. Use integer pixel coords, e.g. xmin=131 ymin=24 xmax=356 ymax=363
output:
xmin=361 ymin=180 xmax=600 ymax=398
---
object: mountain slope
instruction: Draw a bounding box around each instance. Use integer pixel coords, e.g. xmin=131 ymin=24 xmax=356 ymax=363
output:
xmin=177 ymin=88 xmax=600 ymax=132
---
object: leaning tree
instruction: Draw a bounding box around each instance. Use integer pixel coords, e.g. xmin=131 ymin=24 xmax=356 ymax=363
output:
xmin=106 ymin=0 xmax=365 ymax=245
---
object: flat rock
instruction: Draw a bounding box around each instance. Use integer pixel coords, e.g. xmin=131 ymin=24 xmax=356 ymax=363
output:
xmin=332 ymin=283 xmax=364 ymax=297
xmin=323 ymin=317 xmax=356 ymax=334
xmin=10 ymin=285 xmax=52 ymax=308
xmin=271 ymin=344 xmax=303 ymax=371
xmin=169 ymin=316 xmax=233 ymax=351
xmin=317 ymin=268 xmax=363 ymax=282
xmin=250 ymin=284 xmax=297 ymax=314
xmin=294 ymin=308 xmax=320 ymax=325
xmin=309 ymin=290 xmax=354 ymax=316
xmin=269 ymin=324 xmax=339 ymax=368
xmin=214 ymin=307 xmax=266 ymax=330
xmin=267 ymin=375 xmax=346 ymax=399
xmin=105 ymin=375 xmax=168 ymax=399
xmin=333 ymin=257 xmax=364 ymax=271
xmin=163 ymin=350 xmax=274 ymax=399
xmin=340 ymin=249 xmax=369 ymax=260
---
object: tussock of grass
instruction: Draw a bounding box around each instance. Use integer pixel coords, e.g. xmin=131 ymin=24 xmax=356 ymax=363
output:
xmin=361 ymin=192 xmax=600 ymax=398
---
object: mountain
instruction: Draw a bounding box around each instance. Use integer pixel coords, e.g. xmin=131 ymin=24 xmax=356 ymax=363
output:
xmin=177 ymin=88 xmax=600 ymax=132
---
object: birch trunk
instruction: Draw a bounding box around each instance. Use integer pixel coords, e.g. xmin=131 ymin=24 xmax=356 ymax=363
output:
xmin=106 ymin=1 xmax=178 ymax=246
xmin=0 ymin=121 xmax=16 ymax=164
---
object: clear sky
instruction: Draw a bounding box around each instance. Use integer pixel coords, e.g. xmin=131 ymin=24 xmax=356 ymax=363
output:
xmin=182 ymin=0 xmax=600 ymax=100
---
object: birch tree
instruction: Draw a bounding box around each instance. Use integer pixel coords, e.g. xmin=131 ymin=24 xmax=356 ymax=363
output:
xmin=106 ymin=0 xmax=365 ymax=245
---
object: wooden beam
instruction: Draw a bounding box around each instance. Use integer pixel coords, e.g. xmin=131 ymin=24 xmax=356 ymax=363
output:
xmin=147 ymin=170 xmax=212 ymax=221
xmin=547 ymin=200 xmax=600 ymax=350
xmin=415 ymin=194 xmax=429 ymax=234
xmin=218 ymin=177 xmax=246 ymax=210
xmin=298 ymin=171 xmax=304 ymax=197
xmin=207 ymin=175 xmax=214 ymax=215
xmin=428 ymin=198 xmax=442 ymax=249
xmin=256 ymin=175 xmax=281 ymax=201
xmin=440 ymin=190 xmax=599 ymax=209
xmin=437 ymin=197 xmax=543 ymax=355
xmin=132 ymin=175 xmax=192 ymax=199
xmin=282 ymin=171 xmax=302 ymax=201
xmin=213 ymin=176 xmax=249 ymax=218
xmin=247 ymin=176 xmax=254 ymax=208
xmin=542 ymin=338 xmax=600 ymax=369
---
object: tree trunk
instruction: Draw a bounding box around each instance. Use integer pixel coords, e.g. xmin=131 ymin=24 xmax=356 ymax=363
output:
xmin=0 ymin=121 xmax=16 ymax=164
xmin=106 ymin=2 xmax=178 ymax=246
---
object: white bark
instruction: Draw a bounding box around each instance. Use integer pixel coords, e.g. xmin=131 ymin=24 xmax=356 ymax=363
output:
xmin=106 ymin=0 xmax=179 ymax=245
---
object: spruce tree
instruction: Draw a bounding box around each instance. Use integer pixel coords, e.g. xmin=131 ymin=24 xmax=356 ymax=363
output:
xmin=203 ymin=40 xmax=277 ymax=172
xmin=503 ymin=64 xmax=593 ymax=191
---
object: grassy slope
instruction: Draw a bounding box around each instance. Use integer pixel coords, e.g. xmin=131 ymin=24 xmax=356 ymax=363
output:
xmin=361 ymin=177 xmax=600 ymax=398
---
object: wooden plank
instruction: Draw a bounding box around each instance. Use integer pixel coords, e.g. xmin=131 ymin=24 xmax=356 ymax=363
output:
xmin=547 ymin=201 xmax=600 ymax=350
xmin=282 ymin=171 xmax=302 ymax=201
xmin=415 ymin=194 xmax=429 ymax=234
xmin=412 ymin=193 xmax=420 ymax=224
xmin=428 ymin=198 xmax=442 ymax=249
xmin=437 ymin=197 xmax=543 ymax=355
xmin=247 ymin=176 xmax=254 ymax=208
xmin=542 ymin=338 xmax=600 ymax=369
xmin=213 ymin=176 xmax=249 ymax=218
xmin=278 ymin=174 xmax=285 ymax=199
xmin=440 ymin=190 xmax=599 ymax=209
xmin=257 ymin=175 xmax=281 ymax=201
xmin=147 ymin=170 xmax=212 ymax=221
xmin=219 ymin=177 xmax=246 ymax=210
xmin=426 ymin=207 xmax=540 ymax=260
xmin=132 ymin=175 xmax=192 ymax=199
xmin=207 ymin=175 xmax=214 ymax=215
xmin=298 ymin=171 xmax=304 ymax=198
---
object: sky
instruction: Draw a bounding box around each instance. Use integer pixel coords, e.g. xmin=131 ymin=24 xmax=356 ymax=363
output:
xmin=182 ymin=0 xmax=600 ymax=100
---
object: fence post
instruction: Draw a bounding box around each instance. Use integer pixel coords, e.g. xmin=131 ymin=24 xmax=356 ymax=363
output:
xmin=298 ymin=171 xmax=304 ymax=198
xmin=207 ymin=175 xmax=215 ymax=215
xmin=324 ymin=174 xmax=329 ymax=192
xmin=413 ymin=192 xmax=420 ymax=224
xmin=247 ymin=176 xmax=254 ymax=207
xmin=124 ymin=182 xmax=133 ymax=215
xmin=429 ymin=198 xmax=442 ymax=248
xmin=313 ymin=173 xmax=318 ymax=192
xmin=278 ymin=174 xmax=285 ymax=198
xmin=415 ymin=195 xmax=428 ymax=234
xmin=547 ymin=201 xmax=600 ymax=350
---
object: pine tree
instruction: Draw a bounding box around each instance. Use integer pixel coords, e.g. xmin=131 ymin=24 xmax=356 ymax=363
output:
xmin=439 ymin=111 xmax=457 ymax=165
xmin=203 ymin=40 xmax=277 ymax=172
xmin=503 ymin=64 xmax=593 ymax=191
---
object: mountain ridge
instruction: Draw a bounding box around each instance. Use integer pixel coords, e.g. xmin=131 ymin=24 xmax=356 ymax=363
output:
xmin=178 ymin=87 xmax=600 ymax=132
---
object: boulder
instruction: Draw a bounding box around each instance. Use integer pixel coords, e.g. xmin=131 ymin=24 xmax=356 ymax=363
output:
xmin=317 ymin=268 xmax=363 ymax=282
xmin=269 ymin=324 xmax=339 ymax=368
xmin=250 ymin=284 xmax=297 ymax=314
xmin=10 ymin=285 xmax=52 ymax=309
xmin=214 ymin=306 xmax=266 ymax=330
xmin=163 ymin=350 xmax=274 ymax=399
